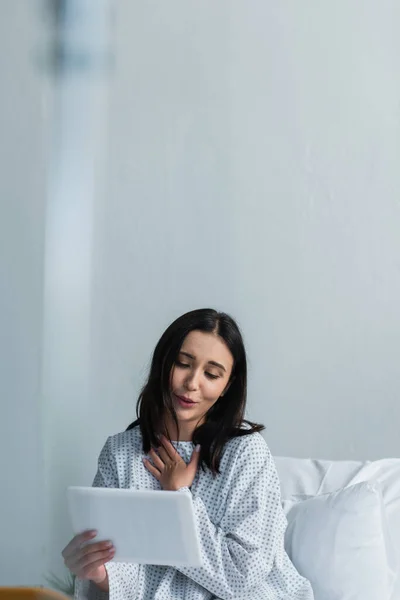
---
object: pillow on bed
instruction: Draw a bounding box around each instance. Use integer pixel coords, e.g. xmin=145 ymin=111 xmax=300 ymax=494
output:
xmin=282 ymin=481 xmax=397 ymax=600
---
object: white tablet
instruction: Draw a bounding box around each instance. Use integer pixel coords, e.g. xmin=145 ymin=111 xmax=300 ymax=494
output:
xmin=67 ymin=486 xmax=202 ymax=567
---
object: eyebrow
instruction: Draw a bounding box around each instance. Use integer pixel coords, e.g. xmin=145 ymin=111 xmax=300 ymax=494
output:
xmin=179 ymin=351 xmax=227 ymax=373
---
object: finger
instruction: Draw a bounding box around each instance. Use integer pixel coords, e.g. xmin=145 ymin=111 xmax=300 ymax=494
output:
xmin=149 ymin=448 xmax=165 ymax=471
xmin=190 ymin=444 xmax=201 ymax=462
xmin=157 ymin=445 xmax=173 ymax=465
xmin=74 ymin=546 xmax=115 ymax=571
xmin=79 ymin=540 xmax=114 ymax=559
xmin=79 ymin=554 xmax=113 ymax=579
xmin=64 ymin=540 xmax=113 ymax=568
xmin=143 ymin=458 xmax=161 ymax=479
xmin=62 ymin=530 xmax=97 ymax=559
xmin=160 ymin=435 xmax=179 ymax=461
xmin=188 ymin=444 xmax=201 ymax=473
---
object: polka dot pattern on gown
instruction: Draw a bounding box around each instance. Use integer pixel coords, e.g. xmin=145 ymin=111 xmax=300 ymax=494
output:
xmin=75 ymin=427 xmax=314 ymax=600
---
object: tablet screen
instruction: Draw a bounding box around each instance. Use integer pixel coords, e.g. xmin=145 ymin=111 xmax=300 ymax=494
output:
xmin=68 ymin=486 xmax=202 ymax=567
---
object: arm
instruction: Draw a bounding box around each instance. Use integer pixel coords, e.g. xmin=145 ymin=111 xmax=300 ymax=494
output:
xmin=177 ymin=435 xmax=285 ymax=600
xmin=74 ymin=437 xmax=139 ymax=600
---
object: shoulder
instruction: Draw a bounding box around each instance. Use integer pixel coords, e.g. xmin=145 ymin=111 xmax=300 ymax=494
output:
xmin=222 ymin=432 xmax=272 ymax=468
xmin=226 ymin=431 xmax=270 ymax=454
xmin=221 ymin=432 xmax=280 ymax=491
xmin=101 ymin=426 xmax=142 ymax=458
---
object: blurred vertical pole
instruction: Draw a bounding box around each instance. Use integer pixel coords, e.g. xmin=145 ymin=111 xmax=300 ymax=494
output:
xmin=41 ymin=0 xmax=114 ymax=579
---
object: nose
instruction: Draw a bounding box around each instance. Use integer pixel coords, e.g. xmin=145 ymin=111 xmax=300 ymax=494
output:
xmin=184 ymin=369 xmax=200 ymax=391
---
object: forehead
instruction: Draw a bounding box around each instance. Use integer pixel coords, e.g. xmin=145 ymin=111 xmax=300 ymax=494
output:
xmin=180 ymin=330 xmax=234 ymax=367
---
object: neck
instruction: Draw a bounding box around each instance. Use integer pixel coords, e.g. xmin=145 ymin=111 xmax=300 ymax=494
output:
xmin=164 ymin=417 xmax=198 ymax=442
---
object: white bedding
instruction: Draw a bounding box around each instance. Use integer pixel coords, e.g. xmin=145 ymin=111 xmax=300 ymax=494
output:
xmin=274 ymin=456 xmax=400 ymax=600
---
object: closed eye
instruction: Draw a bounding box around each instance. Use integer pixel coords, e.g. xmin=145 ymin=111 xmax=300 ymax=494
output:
xmin=175 ymin=360 xmax=189 ymax=368
xmin=175 ymin=360 xmax=220 ymax=380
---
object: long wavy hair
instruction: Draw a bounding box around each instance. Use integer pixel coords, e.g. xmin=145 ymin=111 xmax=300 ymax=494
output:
xmin=126 ymin=308 xmax=264 ymax=474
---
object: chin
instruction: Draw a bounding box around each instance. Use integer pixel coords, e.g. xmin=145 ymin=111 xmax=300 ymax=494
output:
xmin=175 ymin=409 xmax=197 ymax=421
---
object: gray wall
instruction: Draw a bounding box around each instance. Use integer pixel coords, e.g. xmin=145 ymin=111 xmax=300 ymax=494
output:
xmin=0 ymin=2 xmax=47 ymax=585
xmin=92 ymin=0 xmax=400 ymax=462
xmin=1 ymin=0 xmax=400 ymax=586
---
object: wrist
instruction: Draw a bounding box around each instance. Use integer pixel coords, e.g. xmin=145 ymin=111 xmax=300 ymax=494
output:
xmin=164 ymin=484 xmax=191 ymax=492
xmin=93 ymin=569 xmax=109 ymax=591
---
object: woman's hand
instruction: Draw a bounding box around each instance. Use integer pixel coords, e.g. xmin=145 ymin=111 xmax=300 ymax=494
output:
xmin=62 ymin=530 xmax=115 ymax=589
xmin=143 ymin=435 xmax=201 ymax=491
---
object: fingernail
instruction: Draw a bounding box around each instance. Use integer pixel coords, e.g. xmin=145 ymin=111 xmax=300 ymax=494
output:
xmin=195 ymin=444 xmax=201 ymax=452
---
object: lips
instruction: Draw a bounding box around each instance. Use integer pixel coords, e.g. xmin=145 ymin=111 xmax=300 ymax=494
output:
xmin=175 ymin=394 xmax=197 ymax=408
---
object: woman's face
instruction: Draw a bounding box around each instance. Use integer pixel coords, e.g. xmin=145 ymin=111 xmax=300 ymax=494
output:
xmin=170 ymin=330 xmax=234 ymax=431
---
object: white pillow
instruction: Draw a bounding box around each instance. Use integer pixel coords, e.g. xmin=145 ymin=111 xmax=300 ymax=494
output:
xmin=282 ymin=482 xmax=397 ymax=600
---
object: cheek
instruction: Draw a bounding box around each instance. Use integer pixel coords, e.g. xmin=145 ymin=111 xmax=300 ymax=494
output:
xmin=203 ymin=379 xmax=226 ymax=403
xmin=170 ymin=367 xmax=182 ymax=391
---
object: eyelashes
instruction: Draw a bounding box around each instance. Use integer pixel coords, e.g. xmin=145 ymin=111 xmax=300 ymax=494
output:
xmin=174 ymin=360 xmax=219 ymax=380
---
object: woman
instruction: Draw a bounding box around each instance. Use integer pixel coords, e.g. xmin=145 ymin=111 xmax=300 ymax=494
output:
xmin=63 ymin=308 xmax=314 ymax=600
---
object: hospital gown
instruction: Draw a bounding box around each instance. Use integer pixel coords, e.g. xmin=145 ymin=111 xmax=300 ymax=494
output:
xmin=75 ymin=427 xmax=314 ymax=600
